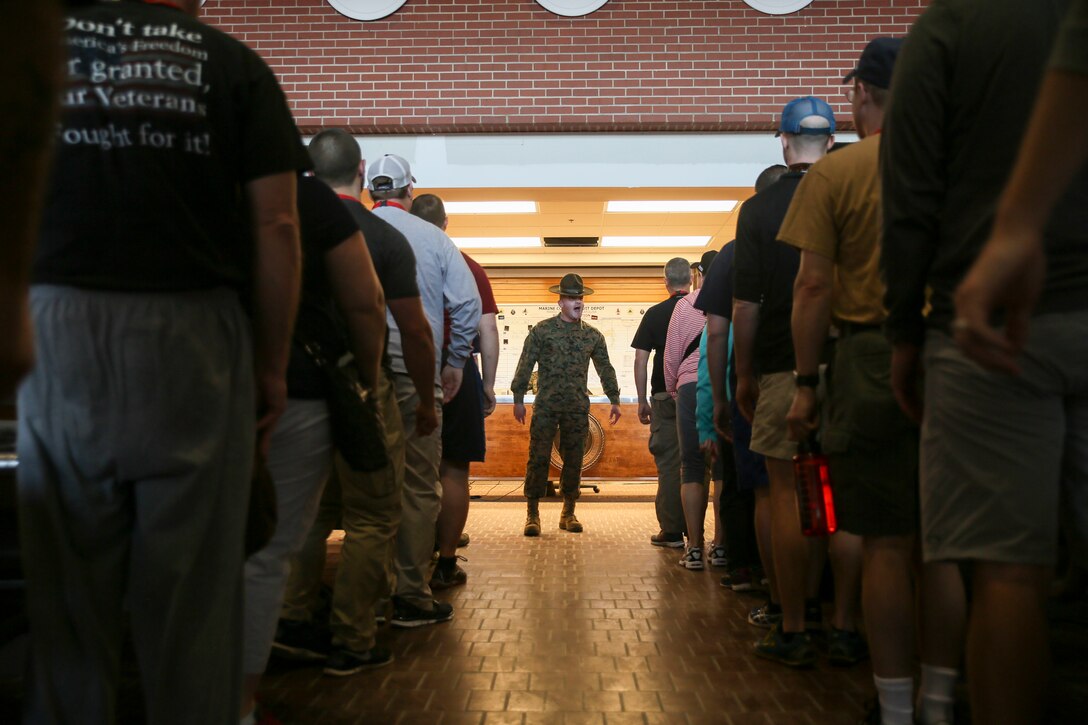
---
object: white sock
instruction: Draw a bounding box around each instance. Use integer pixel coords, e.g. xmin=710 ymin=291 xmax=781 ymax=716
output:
xmin=239 ymin=709 xmax=256 ymax=725
xmin=917 ymin=663 xmax=958 ymax=725
xmin=873 ymin=674 xmax=914 ymax=725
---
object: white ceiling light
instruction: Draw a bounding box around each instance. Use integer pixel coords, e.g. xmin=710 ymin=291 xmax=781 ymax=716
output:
xmin=601 ymin=236 xmax=711 ymax=248
xmin=443 ymin=201 xmax=537 ymax=214
xmin=606 ymin=200 xmax=738 ymax=213
xmin=451 ymin=237 xmax=542 ymax=249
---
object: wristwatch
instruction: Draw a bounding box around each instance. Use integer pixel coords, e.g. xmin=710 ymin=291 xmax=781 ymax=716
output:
xmin=793 ymin=371 xmax=820 ymax=388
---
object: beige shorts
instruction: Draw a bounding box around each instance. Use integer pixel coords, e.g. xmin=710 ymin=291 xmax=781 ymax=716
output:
xmin=749 ymin=369 xmax=826 ymax=461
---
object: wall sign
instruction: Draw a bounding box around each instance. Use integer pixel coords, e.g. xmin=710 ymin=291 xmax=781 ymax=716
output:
xmin=206 ymin=1 xmax=614 ymax=21
xmin=743 ymin=0 xmax=814 ymax=15
xmin=326 ymin=0 xmax=409 ymax=21
xmin=535 ymin=0 xmax=610 ymax=17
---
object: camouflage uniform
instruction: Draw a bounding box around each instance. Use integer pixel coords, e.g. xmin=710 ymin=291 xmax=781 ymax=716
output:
xmin=511 ymin=315 xmax=621 ymax=499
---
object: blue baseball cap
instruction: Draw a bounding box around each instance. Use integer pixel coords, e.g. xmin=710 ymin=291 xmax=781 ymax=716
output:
xmin=776 ymin=96 xmax=836 ymax=137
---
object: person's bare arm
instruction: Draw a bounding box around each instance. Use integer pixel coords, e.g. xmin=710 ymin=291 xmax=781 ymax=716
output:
xmin=387 ymin=296 xmax=438 ymax=436
xmin=478 ymin=312 xmax=499 ymax=416
xmin=247 ymin=172 xmax=302 ymax=457
xmin=731 ymin=299 xmax=760 ymax=423
xmin=786 ymin=251 xmax=833 ymax=441
xmin=325 ymin=231 xmax=385 ymax=390
xmin=705 ymin=313 xmax=731 ymax=441
xmin=633 ymin=348 xmax=651 ymax=424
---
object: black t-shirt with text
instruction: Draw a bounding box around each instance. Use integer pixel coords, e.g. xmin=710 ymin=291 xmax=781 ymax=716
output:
xmin=733 ymin=173 xmax=804 ymax=375
xmin=631 ymin=292 xmax=686 ymax=396
xmin=35 ymin=0 xmax=310 ymax=291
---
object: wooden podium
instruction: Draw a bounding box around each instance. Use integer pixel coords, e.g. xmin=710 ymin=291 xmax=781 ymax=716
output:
xmin=470 ymin=402 xmax=654 ymax=480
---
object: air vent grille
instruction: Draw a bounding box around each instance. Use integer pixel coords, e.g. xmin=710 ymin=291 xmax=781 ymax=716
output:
xmin=543 ymin=236 xmax=599 ymax=247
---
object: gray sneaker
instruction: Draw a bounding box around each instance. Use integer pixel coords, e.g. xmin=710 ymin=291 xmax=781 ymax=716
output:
xmin=678 ymin=547 xmax=704 ymax=570
xmin=323 ymin=646 xmax=394 ymax=676
xmin=747 ymin=601 xmax=783 ymax=629
xmin=391 ymin=597 xmax=454 ymax=628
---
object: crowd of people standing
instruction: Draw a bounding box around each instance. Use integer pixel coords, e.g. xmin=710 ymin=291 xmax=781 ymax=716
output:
xmin=1 ymin=1 xmax=1086 ymax=725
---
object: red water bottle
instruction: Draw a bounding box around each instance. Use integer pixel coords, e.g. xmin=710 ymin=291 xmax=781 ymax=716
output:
xmin=793 ymin=437 xmax=837 ymax=536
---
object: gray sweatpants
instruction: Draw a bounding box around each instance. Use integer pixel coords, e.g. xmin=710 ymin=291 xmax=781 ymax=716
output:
xmin=17 ymin=285 xmax=255 ymax=725
xmin=650 ymin=393 xmax=684 ymax=533
xmin=243 ymin=398 xmax=331 ymax=674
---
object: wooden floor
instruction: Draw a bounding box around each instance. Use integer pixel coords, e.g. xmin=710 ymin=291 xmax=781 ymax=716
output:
xmin=259 ymin=501 xmax=872 ymax=725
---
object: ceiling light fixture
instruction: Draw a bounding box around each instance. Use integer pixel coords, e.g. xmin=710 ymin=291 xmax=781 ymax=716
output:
xmin=443 ymin=201 xmax=537 ymax=214
xmin=606 ymin=200 xmax=738 ymax=213
xmin=600 ymin=236 xmax=712 ymax=248
xmin=451 ymin=237 xmax=542 ymax=249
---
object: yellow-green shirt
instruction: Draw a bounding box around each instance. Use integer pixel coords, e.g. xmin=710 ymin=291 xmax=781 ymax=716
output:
xmin=777 ymin=134 xmax=884 ymax=325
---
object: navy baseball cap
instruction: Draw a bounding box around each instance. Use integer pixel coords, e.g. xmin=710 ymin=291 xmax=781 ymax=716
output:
xmin=843 ymin=37 xmax=904 ymax=90
xmin=776 ymin=96 xmax=836 ymax=137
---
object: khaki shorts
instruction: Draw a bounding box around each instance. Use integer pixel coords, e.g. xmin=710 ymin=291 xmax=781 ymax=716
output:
xmin=921 ymin=316 xmax=1088 ymax=566
xmin=749 ymin=370 xmax=825 ymax=461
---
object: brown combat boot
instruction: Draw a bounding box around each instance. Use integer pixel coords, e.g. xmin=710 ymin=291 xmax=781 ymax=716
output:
xmin=558 ymin=497 xmax=583 ymax=533
xmin=524 ymin=498 xmax=541 ymax=537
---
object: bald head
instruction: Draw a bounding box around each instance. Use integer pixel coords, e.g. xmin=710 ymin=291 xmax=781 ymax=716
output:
xmin=308 ymin=129 xmax=361 ymax=189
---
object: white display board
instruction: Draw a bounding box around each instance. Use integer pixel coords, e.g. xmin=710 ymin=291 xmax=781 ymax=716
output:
xmin=495 ymin=302 xmax=652 ymax=401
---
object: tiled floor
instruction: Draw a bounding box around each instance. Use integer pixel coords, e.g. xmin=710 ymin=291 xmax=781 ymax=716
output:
xmin=259 ymin=501 xmax=873 ymax=725
xmin=1 ymin=499 xmax=1082 ymax=723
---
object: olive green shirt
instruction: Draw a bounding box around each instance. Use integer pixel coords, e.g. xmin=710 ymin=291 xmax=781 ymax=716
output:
xmin=511 ymin=315 xmax=620 ymax=412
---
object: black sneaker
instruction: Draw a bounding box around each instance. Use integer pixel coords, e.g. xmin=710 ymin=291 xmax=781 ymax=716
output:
xmin=430 ymin=557 xmax=468 ymax=590
xmin=650 ymin=531 xmax=685 ymax=548
xmin=458 ymin=532 xmax=470 ymax=548
xmin=270 ymin=619 xmax=331 ymax=661
xmin=827 ymin=627 xmax=869 ymax=666
xmin=391 ymin=597 xmax=454 ymax=628
xmin=753 ymin=624 xmax=817 ymax=668
xmin=323 ymin=646 xmax=394 ymax=676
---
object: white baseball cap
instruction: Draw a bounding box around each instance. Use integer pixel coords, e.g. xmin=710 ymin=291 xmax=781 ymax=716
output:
xmin=366 ymin=153 xmax=416 ymax=191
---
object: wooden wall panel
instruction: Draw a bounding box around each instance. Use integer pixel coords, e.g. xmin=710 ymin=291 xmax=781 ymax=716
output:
xmin=489 ymin=276 xmax=664 ymax=304
xmin=473 ymin=403 xmax=653 ymax=480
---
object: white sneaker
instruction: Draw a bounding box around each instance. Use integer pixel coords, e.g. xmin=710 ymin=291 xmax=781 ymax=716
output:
xmin=708 ymin=545 xmax=728 ymax=567
xmin=678 ymin=547 xmax=704 ymax=570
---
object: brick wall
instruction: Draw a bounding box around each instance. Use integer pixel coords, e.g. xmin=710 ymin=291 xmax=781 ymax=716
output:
xmin=202 ymin=0 xmax=927 ymax=134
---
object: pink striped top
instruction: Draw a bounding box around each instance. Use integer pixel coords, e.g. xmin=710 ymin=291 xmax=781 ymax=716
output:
xmin=664 ymin=288 xmax=707 ymax=396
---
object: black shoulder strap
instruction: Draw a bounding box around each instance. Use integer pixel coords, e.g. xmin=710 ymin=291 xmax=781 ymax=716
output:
xmin=681 ymin=333 xmax=701 ymax=363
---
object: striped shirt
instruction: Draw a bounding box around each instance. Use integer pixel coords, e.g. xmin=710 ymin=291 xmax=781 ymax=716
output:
xmin=664 ymin=289 xmax=707 ymax=396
